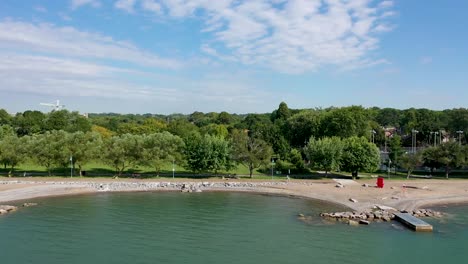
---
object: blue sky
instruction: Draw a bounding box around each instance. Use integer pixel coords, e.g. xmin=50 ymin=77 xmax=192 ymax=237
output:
xmin=0 ymin=0 xmax=467 ymax=114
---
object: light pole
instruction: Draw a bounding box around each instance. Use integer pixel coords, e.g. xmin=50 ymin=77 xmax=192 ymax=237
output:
xmin=70 ymin=155 xmax=73 ymax=178
xmin=457 ymin=131 xmax=464 ymax=145
xmin=411 ymin=129 xmax=419 ymax=153
xmin=271 ymin=158 xmax=275 ymax=180
xmin=370 ymin=129 xmax=376 ymax=144
xmin=387 ymin=159 xmax=392 ymax=179
xmin=172 ymin=160 xmax=175 ymax=179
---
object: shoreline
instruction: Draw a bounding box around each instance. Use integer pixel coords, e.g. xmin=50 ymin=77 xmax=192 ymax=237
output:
xmin=1 ymin=178 xmax=468 ymax=211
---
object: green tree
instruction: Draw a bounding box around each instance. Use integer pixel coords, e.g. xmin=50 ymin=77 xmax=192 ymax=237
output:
xmin=0 ymin=125 xmax=15 ymax=140
xmin=43 ymin=110 xmax=69 ymax=131
xmin=0 ymin=109 xmax=12 ymax=125
xmin=30 ymin=131 xmax=68 ymax=176
xmin=285 ymin=110 xmax=321 ymax=148
xmin=273 ymin=102 xmax=291 ymax=121
xmin=184 ymin=133 xmax=233 ymax=174
xmin=65 ymin=132 xmax=102 ymax=176
xmin=0 ymin=134 xmax=29 ymax=176
xmin=231 ymin=129 xmax=273 ymax=178
xmin=217 ymin=111 xmax=233 ymax=125
xmin=399 ymin=152 xmax=422 ymax=179
xmin=422 ymin=146 xmax=443 ymax=176
xmin=341 ymin=136 xmax=380 ymax=179
xmin=66 ymin=112 xmax=92 ymax=132
xmin=388 ymin=135 xmax=404 ymax=167
xmin=200 ymin=124 xmax=229 ymax=138
xmin=13 ymin=110 xmax=45 ymax=136
xmin=304 ymin=137 xmax=343 ymax=177
xmin=436 ymin=142 xmax=466 ymax=179
xmin=101 ymin=134 xmax=144 ymax=177
xmin=141 ymin=132 xmax=184 ymax=176
xmin=320 ymin=106 xmax=370 ymax=138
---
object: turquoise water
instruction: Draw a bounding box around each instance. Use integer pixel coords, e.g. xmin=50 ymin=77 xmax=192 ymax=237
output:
xmin=0 ymin=192 xmax=467 ymax=264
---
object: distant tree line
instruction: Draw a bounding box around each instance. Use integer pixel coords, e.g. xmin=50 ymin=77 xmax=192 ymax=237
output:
xmin=0 ymin=103 xmax=467 ymax=177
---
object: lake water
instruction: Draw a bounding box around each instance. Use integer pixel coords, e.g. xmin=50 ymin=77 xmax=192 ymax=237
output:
xmin=0 ymin=192 xmax=467 ymax=264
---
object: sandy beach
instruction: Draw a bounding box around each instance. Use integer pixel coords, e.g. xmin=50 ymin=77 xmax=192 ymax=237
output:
xmin=1 ymin=177 xmax=468 ymax=211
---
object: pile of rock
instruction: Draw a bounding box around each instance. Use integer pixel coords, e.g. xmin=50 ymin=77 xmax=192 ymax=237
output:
xmin=320 ymin=210 xmax=395 ymax=222
xmin=320 ymin=208 xmax=443 ymax=224
xmin=0 ymin=205 xmax=18 ymax=215
xmin=401 ymin=209 xmax=443 ymax=218
xmin=181 ymin=183 xmax=203 ymax=193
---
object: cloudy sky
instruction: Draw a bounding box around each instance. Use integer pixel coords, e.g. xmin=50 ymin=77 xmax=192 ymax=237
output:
xmin=0 ymin=0 xmax=467 ymax=114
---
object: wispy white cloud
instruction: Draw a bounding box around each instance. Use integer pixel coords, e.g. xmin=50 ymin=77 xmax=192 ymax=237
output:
xmin=34 ymin=6 xmax=47 ymax=13
xmin=71 ymin=0 xmax=101 ymax=9
xmin=141 ymin=0 xmax=162 ymax=13
xmin=115 ymin=0 xmax=138 ymax=13
xmin=0 ymin=20 xmax=182 ymax=69
xmin=109 ymin=0 xmax=395 ymax=73
xmin=59 ymin=13 xmax=73 ymax=21
xmin=420 ymin=56 xmax=433 ymax=65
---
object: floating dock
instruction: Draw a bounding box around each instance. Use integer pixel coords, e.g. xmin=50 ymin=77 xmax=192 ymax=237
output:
xmin=394 ymin=213 xmax=433 ymax=232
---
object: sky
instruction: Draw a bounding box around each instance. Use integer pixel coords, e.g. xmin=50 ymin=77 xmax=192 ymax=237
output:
xmin=0 ymin=0 xmax=467 ymax=114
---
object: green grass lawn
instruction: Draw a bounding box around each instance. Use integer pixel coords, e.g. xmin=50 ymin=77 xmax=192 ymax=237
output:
xmin=2 ymin=161 xmax=467 ymax=180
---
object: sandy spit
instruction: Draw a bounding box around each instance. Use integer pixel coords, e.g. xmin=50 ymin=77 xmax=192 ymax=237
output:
xmin=1 ymin=178 xmax=468 ymax=211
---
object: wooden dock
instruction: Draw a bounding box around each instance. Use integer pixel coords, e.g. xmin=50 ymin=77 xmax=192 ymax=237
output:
xmin=394 ymin=213 xmax=433 ymax=232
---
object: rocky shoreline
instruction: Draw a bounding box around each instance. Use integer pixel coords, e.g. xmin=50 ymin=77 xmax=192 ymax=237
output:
xmin=1 ymin=180 xmax=289 ymax=192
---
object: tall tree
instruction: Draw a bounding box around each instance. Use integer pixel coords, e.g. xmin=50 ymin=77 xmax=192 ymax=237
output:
xmin=422 ymin=146 xmax=443 ymax=176
xmin=65 ymin=132 xmax=102 ymax=176
xmin=399 ymin=152 xmax=423 ymax=179
xmin=0 ymin=134 xmax=29 ymax=176
xmin=320 ymin=106 xmax=370 ymax=138
xmin=101 ymin=134 xmax=143 ymax=177
xmin=341 ymin=136 xmax=380 ymax=179
xmin=388 ymin=135 xmax=404 ymax=167
xmin=231 ymin=129 xmax=273 ymax=178
xmin=436 ymin=142 xmax=466 ymax=178
xmin=184 ymin=133 xmax=233 ymax=174
xmin=30 ymin=131 xmax=68 ymax=176
xmin=304 ymin=137 xmax=343 ymax=177
xmin=285 ymin=110 xmax=321 ymax=148
xmin=141 ymin=132 xmax=184 ymax=176
xmin=0 ymin=109 xmax=12 ymax=125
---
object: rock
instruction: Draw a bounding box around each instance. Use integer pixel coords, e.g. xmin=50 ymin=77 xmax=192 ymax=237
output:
xmin=391 ymin=196 xmax=400 ymax=200
xmin=383 ymin=216 xmax=391 ymax=222
xmin=348 ymin=220 xmax=359 ymax=226
xmin=298 ymin=213 xmax=305 ymax=217
xmin=22 ymin=203 xmax=38 ymax=207
xmin=335 ymin=184 xmax=344 ymax=188
xmin=0 ymin=209 xmax=7 ymax=214
xmin=0 ymin=205 xmax=17 ymax=212
xmin=362 ymin=183 xmax=370 ymax=187
xmin=359 ymin=220 xmax=370 ymax=225
xmin=391 ymin=186 xmax=396 ymax=189
xmin=349 ymin=198 xmax=358 ymax=203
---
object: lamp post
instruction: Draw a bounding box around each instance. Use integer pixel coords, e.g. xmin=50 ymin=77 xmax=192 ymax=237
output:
xmin=70 ymin=155 xmax=73 ymax=178
xmin=387 ymin=159 xmax=392 ymax=179
xmin=457 ymin=131 xmax=464 ymax=145
xmin=411 ymin=129 xmax=419 ymax=153
xmin=370 ymin=129 xmax=376 ymax=144
xmin=172 ymin=160 xmax=175 ymax=179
